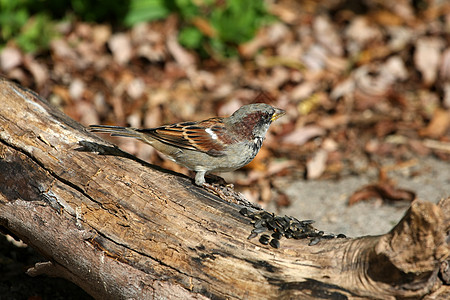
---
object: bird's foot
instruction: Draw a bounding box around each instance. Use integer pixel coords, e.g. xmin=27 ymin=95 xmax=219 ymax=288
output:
xmin=204 ymin=174 xmax=228 ymax=186
xmin=202 ymin=183 xmax=238 ymax=204
xmin=201 ymin=183 xmax=261 ymax=209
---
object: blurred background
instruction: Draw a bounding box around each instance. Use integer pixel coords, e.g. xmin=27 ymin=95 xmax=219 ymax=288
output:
xmin=1 ymin=0 xmax=449 ymax=299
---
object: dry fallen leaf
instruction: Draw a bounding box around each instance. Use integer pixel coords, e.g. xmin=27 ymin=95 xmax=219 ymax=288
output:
xmin=313 ymin=15 xmax=343 ymax=57
xmin=419 ymin=108 xmax=450 ymax=139
xmin=69 ymin=78 xmax=86 ymax=100
xmin=306 ymin=148 xmax=328 ymax=179
xmin=348 ymin=182 xmax=416 ymax=206
xmin=0 ymin=47 xmax=22 ymax=71
xmin=166 ymin=32 xmax=195 ymax=69
xmin=349 ymin=168 xmax=416 ymax=206
xmin=282 ymin=125 xmax=325 ymax=146
xmin=443 ymin=83 xmax=450 ymax=109
xmin=23 ymin=54 xmax=48 ymax=88
xmin=108 ymin=33 xmax=133 ymax=65
xmin=345 ymin=17 xmax=382 ymax=52
xmin=275 ymin=192 xmax=291 ymax=208
xmin=440 ymin=48 xmax=450 ymax=81
xmin=414 ymin=37 xmax=444 ymax=86
xmin=353 ymin=65 xmax=391 ymax=110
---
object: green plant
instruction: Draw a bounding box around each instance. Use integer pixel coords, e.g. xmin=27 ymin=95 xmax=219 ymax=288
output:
xmin=0 ymin=0 xmax=130 ymax=53
xmin=0 ymin=0 xmax=275 ymax=56
xmin=15 ymin=14 xmax=56 ymax=53
xmin=125 ymin=0 xmax=275 ymax=57
xmin=0 ymin=0 xmax=29 ymax=44
xmin=124 ymin=0 xmax=170 ymax=26
xmin=207 ymin=0 xmax=272 ymax=56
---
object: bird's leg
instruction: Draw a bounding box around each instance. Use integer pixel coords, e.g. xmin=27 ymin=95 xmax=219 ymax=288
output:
xmin=195 ymin=171 xmax=207 ymax=186
xmin=195 ymin=170 xmax=237 ymax=203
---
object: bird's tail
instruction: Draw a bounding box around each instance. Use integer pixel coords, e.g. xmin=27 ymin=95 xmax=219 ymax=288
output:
xmin=89 ymin=125 xmax=142 ymax=139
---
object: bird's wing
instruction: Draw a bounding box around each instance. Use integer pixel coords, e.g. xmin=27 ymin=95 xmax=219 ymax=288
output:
xmin=138 ymin=118 xmax=235 ymax=157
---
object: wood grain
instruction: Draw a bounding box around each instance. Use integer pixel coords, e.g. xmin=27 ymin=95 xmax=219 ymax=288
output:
xmin=0 ymin=77 xmax=448 ymax=299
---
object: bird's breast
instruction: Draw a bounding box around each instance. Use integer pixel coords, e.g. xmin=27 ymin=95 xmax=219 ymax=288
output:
xmin=252 ymin=137 xmax=264 ymax=156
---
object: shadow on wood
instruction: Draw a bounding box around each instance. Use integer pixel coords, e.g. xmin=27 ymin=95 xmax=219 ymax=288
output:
xmin=0 ymin=77 xmax=449 ymax=299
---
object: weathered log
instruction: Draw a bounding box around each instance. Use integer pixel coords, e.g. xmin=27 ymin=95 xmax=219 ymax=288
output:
xmin=0 ymin=77 xmax=449 ymax=299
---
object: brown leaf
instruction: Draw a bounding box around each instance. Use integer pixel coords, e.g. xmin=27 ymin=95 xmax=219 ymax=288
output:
xmin=23 ymin=55 xmax=48 ymax=88
xmin=443 ymin=83 xmax=450 ymax=109
xmin=317 ymin=115 xmax=350 ymax=130
xmin=414 ymin=37 xmax=444 ymax=86
xmin=77 ymin=101 xmax=99 ymax=126
xmin=252 ymin=91 xmax=276 ymax=104
xmin=348 ymin=182 xmax=416 ymax=206
xmin=108 ymin=33 xmax=132 ymax=65
xmin=69 ymin=78 xmax=85 ymax=100
xmin=126 ymin=78 xmax=145 ymax=99
xmin=92 ymin=24 xmax=112 ymax=47
xmin=166 ymin=32 xmax=195 ymax=69
xmin=282 ymin=125 xmax=325 ymax=146
xmin=269 ymin=3 xmax=298 ymax=24
xmin=374 ymin=120 xmax=397 ymax=137
xmin=306 ymin=149 xmax=328 ymax=179
xmin=440 ymin=49 xmax=450 ymax=82
xmin=240 ymin=23 xmax=290 ymax=57
xmin=259 ymin=179 xmax=272 ymax=204
xmin=345 ymin=17 xmax=382 ymax=50
xmin=330 ymin=79 xmax=354 ymax=100
xmin=370 ymin=10 xmax=404 ymax=26
xmin=50 ymin=39 xmax=77 ymax=60
xmin=275 ymin=192 xmax=291 ymax=208
xmin=408 ymin=140 xmax=431 ymax=156
xmin=191 ymin=17 xmax=216 ymax=38
xmin=353 ymin=66 xmax=392 ymax=110
xmin=131 ymin=23 xmax=165 ymax=62
xmin=419 ymin=108 xmax=450 ymax=139
xmin=266 ymin=160 xmax=296 ymax=177
xmin=0 ymin=47 xmax=22 ymax=71
xmin=313 ymin=15 xmax=343 ymax=57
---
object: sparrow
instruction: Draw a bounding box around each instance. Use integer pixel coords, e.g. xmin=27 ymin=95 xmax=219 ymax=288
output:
xmin=90 ymin=103 xmax=285 ymax=186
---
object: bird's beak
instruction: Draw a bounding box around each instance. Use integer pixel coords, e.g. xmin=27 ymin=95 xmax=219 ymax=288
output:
xmin=271 ymin=108 xmax=286 ymax=122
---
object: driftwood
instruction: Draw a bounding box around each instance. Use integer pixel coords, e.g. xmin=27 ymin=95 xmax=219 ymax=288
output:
xmin=0 ymin=77 xmax=449 ymax=299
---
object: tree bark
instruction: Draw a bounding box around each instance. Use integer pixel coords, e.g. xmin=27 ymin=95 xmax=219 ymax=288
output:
xmin=0 ymin=77 xmax=449 ymax=299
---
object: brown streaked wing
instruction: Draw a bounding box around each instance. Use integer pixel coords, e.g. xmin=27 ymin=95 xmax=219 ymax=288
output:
xmin=138 ymin=118 xmax=233 ymax=157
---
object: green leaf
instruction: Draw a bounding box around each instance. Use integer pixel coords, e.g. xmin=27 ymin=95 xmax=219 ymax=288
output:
xmin=124 ymin=0 xmax=169 ymax=26
xmin=16 ymin=14 xmax=56 ymax=53
xmin=178 ymin=26 xmax=203 ymax=49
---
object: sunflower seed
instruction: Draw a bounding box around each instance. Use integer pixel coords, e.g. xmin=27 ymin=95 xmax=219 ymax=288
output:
xmin=259 ymin=234 xmax=271 ymax=245
xmin=269 ymin=238 xmax=280 ymax=249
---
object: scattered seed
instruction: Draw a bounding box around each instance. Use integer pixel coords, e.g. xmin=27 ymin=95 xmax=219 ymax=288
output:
xmin=301 ymin=220 xmax=315 ymax=225
xmin=292 ymin=232 xmax=308 ymax=239
xmin=239 ymin=207 xmax=347 ymax=248
xmin=247 ymin=232 xmax=258 ymax=240
xmin=259 ymin=234 xmax=270 ymax=245
xmin=253 ymin=226 xmax=267 ymax=234
xmin=309 ymin=237 xmax=321 ymax=246
xmin=322 ymin=234 xmax=336 ymax=239
xmin=272 ymin=232 xmax=282 ymax=240
xmin=269 ymin=238 xmax=280 ymax=249
xmin=254 ymin=218 xmax=265 ymax=229
xmin=239 ymin=208 xmax=249 ymax=216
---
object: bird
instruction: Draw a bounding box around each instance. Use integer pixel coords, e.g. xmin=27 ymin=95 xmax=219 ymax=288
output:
xmin=89 ymin=103 xmax=285 ymax=186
